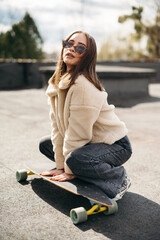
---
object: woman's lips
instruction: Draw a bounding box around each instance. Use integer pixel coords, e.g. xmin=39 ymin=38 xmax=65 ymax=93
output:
xmin=65 ymin=52 xmax=75 ymax=58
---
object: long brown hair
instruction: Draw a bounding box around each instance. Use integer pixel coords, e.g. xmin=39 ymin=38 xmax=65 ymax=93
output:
xmin=49 ymin=30 xmax=104 ymax=91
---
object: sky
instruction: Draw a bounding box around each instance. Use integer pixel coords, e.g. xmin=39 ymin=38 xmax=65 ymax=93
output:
xmin=0 ymin=0 xmax=158 ymax=54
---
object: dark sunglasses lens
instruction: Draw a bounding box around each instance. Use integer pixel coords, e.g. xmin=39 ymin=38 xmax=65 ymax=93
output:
xmin=75 ymin=46 xmax=86 ymax=54
xmin=63 ymin=41 xmax=73 ymax=48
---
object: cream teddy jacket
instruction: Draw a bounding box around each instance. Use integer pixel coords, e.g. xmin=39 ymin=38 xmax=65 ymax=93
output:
xmin=46 ymin=74 xmax=128 ymax=174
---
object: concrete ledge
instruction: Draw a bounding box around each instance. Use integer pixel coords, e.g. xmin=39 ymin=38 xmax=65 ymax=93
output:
xmin=96 ymin=65 xmax=156 ymax=79
xmin=0 ymin=60 xmax=157 ymax=92
xmin=96 ymin=66 xmax=156 ymax=104
xmin=97 ymin=61 xmax=160 ymax=82
xmin=39 ymin=65 xmax=156 ymax=105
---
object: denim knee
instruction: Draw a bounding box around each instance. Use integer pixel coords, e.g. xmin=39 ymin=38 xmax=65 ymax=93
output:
xmin=39 ymin=140 xmax=44 ymax=154
xmin=39 ymin=137 xmax=48 ymax=154
xmin=66 ymin=151 xmax=80 ymax=174
xmin=38 ymin=136 xmax=54 ymax=161
xmin=66 ymin=150 xmax=94 ymax=177
xmin=117 ymin=136 xmax=132 ymax=153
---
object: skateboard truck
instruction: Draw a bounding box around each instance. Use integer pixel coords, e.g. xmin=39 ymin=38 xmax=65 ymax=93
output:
xmin=70 ymin=200 xmax=118 ymax=224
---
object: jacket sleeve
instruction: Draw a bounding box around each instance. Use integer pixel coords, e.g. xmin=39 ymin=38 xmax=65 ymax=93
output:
xmin=49 ymin=109 xmax=65 ymax=169
xmin=63 ymin=83 xmax=101 ymax=174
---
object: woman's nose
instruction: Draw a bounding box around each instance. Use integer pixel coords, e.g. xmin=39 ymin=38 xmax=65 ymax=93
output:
xmin=69 ymin=45 xmax=75 ymax=52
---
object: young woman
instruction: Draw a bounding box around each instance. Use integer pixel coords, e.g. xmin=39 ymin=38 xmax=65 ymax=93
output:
xmin=39 ymin=30 xmax=132 ymax=200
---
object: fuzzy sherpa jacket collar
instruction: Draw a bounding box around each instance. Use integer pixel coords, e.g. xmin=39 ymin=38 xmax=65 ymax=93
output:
xmin=46 ymin=74 xmax=71 ymax=97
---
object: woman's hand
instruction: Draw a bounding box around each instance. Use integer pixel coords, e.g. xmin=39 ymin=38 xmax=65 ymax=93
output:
xmin=50 ymin=172 xmax=76 ymax=182
xmin=40 ymin=169 xmax=64 ymax=176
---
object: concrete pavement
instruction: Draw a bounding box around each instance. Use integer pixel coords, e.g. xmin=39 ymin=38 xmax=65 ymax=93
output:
xmin=0 ymin=84 xmax=160 ymax=240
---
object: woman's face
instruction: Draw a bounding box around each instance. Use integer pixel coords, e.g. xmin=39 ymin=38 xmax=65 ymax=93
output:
xmin=63 ymin=33 xmax=87 ymax=71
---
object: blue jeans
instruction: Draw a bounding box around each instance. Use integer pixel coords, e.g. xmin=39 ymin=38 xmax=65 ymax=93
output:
xmin=39 ymin=136 xmax=132 ymax=198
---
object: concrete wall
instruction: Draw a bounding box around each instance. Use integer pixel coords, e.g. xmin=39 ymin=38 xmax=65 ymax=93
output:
xmin=39 ymin=65 xmax=156 ymax=106
xmin=0 ymin=60 xmax=159 ymax=90
xmin=0 ymin=61 xmax=55 ymax=90
xmin=97 ymin=61 xmax=160 ymax=83
xmin=101 ymin=78 xmax=149 ymax=105
xmin=0 ymin=62 xmax=24 ymax=89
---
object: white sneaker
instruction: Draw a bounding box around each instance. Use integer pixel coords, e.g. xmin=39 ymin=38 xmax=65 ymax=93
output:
xmin=113 ymin=175 xmax=131 ymax=201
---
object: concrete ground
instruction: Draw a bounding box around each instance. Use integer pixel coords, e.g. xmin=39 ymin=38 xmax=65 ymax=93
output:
xmin=0 ymin=84 xmax=160 ymax=240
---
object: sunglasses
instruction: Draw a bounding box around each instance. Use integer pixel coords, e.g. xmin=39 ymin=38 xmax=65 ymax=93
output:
xmin=62 ymin=40 xmax=87 ymax=54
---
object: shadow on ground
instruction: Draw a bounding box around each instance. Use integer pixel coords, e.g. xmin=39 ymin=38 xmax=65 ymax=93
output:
xmin=30 ymin=178 xmax=160 ymax=240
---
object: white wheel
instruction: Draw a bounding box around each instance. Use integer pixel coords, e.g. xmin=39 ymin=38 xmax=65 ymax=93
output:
xmin=70 ymin=207 xmax=88 ymax=224
xmin=103 ymin=200 xmax=118 ymax=215
xmin=16 ymin=169 xmax=27 ymax=182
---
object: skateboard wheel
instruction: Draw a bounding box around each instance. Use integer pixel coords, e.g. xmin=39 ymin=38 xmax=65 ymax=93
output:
xmin=103 ymin=199 xmax=118 ymax=215
xmin=70 ymin=207 xmax=88 ymax=224
xmin=16 ymin=169 xmax=28 ymax=182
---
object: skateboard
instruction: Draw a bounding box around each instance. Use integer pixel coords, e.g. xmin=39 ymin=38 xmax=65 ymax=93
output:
xmin=16 ymin=158 xmax=118 ymax=224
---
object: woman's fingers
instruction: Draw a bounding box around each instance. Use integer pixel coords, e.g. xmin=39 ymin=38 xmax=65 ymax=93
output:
xmin=50 ymin=173 xmax=76 ymax=182
xmin=40 ymin=170 xmax=54 ymax=176
xmin=40 ymin=169 xmax=64 ymax=176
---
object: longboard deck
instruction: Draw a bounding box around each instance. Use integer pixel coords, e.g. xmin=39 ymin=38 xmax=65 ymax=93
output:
xmin=26 ymin=159 xmax=113 ymax=207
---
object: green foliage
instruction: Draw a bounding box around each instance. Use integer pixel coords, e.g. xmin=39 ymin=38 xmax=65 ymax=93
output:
xmin=119 ymin=6 xmax=145 ymax=41
xmin=97 ymin=35 xmax=145 ymax=61
xmin=118 ymin=6 xmax=143 ymax=23
xmin=118 ymin=5 xmax=160 ymax=59
xmin=0 ymin=12 xmax=44 ymax=59
xmin=146 ymin=8 xmax=160 ymax=58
